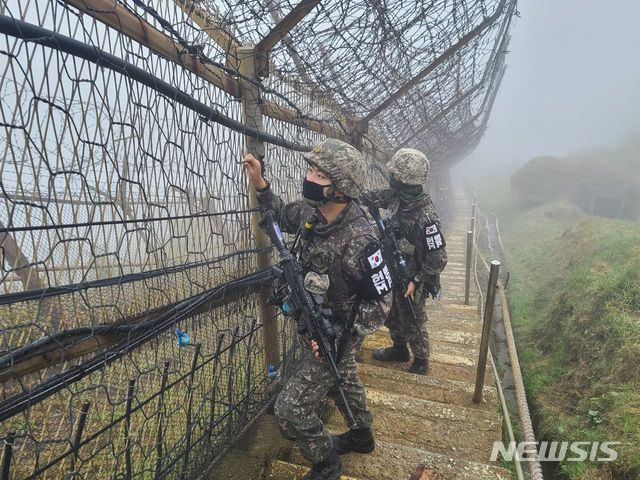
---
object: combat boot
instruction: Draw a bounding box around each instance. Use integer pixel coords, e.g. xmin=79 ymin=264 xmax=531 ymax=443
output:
xmin=408 ymin=357 xmax=429 ymax=374
xmin=302 ymin=448 xmax=343 ymax=480
xmin=331 ymin=427 xmax=375 ymax=455
xmin=371 ymin=343 xmax=410 ymax=362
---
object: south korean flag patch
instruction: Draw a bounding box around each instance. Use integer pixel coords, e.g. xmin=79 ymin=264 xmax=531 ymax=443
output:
xmin=356 ymin=242 xmax=393 ymax=300
xmin=367 ymin=249 xmax=384 ymax=269
xmin=425 ymin=222 xmax=446 ymax=251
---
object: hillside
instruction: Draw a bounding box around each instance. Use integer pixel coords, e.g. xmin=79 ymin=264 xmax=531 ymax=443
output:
xmin=484 ymin=196 xmax=640 ymax=480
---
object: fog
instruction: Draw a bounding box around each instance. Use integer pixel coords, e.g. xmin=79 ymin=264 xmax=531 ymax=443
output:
xmin=454 ymin=0 xmax=640 ymax=182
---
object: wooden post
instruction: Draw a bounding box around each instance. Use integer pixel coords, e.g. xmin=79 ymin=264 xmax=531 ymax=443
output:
xmin=236 ymin=45 xmax=280 ymax=371
xmin=0 ymin=220 xmax=60 ymax=328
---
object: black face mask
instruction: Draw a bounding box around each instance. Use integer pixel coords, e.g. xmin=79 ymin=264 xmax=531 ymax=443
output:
xmin=389 ymin=176 xmax=423 ymax=199
xmin=302 ymin=178 xmax=328 ymax=205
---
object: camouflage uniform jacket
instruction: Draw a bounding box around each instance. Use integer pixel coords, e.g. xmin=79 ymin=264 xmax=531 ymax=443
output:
xmin=360 ymin=188 xmax=447 ymax=283
xmin=257 ymin=186 xmax=391 ymax=336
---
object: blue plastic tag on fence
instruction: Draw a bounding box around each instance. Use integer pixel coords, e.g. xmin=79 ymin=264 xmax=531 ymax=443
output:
xmin=267 ymin=364 xmax=280 ymax=380
xmin=175 ymin=328 xmax=191 ymax=347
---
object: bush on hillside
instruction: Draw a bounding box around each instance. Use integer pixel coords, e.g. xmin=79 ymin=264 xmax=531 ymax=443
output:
xmin=510 ymin=153 xmax=640 ymax=219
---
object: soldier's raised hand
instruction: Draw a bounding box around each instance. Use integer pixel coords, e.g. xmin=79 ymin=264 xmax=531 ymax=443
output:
xmin=241 ymin=153 xmax=267 ymax=190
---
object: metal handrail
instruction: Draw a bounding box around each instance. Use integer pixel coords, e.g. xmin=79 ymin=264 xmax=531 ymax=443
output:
xmin=466 ymin=195 xmax=544 ymax=480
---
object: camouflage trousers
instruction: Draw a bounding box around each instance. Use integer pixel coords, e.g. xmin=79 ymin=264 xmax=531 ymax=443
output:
xmin=386 ymin=285 xmax=430 ymax=361
xmin=274 ymin=336 xmax=372 ymax=463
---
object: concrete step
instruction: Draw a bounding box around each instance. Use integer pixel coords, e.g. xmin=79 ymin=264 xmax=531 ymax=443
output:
xmin=362 ymin=336 xmax=480 ymax=366
xmin=428 ymin=303 xmax=478 ymax=316
xmin=425 ymin=314 xmax=483 ymax=335
xmin=288 ymin=440 xmax=512 ymax=480
xmin=358 ymin=347 xmax=492 ymax=385
xmin=366 ymin=327 xmax=481 ymax=350
xmin=356 ymin=362 xmax=498 ymax=411
xmin=361 ymin=341 xmax=476 ymax=368
xmin=268 ymin=460 xmax=361 ymax=480
xmin=325 ymin=389 xmax=501 ymax=463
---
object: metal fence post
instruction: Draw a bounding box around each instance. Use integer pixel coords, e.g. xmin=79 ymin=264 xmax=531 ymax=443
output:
xmin=69 ymin=401 xmax=91 ymax=473
xmin=236 ymin=45 xmax=280 ymax=371
xmin=183 ymin=343 xmax=201 ymax=475
xmin=464 ymin=230 xmax=473 ymax=305
xmin=207 ymin=333 xmax=226 ymax=445
xmin=155 ymin=362 xmax=170 ymax=480
xmin=1 ymin=432 xmax=15 ymax=480
xmin=225 ymin=326 xmax=240 ymax=438
xmin=124 ymin=379 xmax=135 ymax=480
xmin=473 ymin=260 xmax=500 ymax=403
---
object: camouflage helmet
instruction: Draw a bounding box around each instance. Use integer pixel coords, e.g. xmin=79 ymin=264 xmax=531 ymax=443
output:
xmin=303 ymin=138 xmax=366 ymax=199
xmin=387 ymin=148 xmax=429 ymax=186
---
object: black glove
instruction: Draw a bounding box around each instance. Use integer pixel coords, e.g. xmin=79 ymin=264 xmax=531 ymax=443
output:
xmin=424 ymin=273 xmax=441 ymax=299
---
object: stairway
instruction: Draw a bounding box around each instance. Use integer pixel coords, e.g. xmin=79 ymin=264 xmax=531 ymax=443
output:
xmin=264 ymin=188 xmax=511 ymax=480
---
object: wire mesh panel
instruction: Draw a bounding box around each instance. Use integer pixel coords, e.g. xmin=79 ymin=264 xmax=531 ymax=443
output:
xmin=0 ymin=0 xmax=515 ymax=477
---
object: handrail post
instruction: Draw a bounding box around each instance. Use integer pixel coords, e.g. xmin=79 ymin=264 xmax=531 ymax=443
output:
xmin=470 ymin=198 xmax=476 ymax=238
xmin=464 ymin=230 xmax=473 ymax=305
xmin=471 ymin=199 xmax=477 ymax=227
xmin=473 ymin=260 xmax=500 ymax=403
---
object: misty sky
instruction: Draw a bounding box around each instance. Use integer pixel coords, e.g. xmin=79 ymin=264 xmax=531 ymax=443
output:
xmin=456 ymin=0 xmax=640 ymax=177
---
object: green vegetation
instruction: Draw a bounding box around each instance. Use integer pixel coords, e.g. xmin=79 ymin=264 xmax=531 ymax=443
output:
xmin=479 ymin=189 xmax=640 ymax=480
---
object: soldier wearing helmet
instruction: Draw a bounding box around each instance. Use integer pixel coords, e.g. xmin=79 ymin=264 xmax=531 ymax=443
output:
xmin=360 ymin=148 xmax=447 ymax=375
xmin=242 ymin=139 xmax=391 ymax=480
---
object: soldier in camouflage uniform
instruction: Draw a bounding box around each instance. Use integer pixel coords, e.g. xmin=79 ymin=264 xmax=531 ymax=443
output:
xmin=360 ymin=148 xmax=447 ymax=375
xmin=242 ymin=139 xmax=392 ymax=480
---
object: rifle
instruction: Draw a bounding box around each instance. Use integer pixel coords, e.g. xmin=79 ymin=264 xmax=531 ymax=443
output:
xmin=258 ymin=210 xmax=357 ymax=428
xmin=366 ymin=206 xmax=421 ymax=327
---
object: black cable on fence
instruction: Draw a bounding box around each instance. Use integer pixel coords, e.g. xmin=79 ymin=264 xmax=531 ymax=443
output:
xmin=0 ymin=246 xmax=271 ymax=305
xmin=0 ymin=265 xmax=272 ymax=370
xmin=0 ymin=15 xmax=312 ymax=152
xmin=0 ymin=268 xmax=274 ymax=422
xmin=0 ymin=208 xmax=260 ymax=233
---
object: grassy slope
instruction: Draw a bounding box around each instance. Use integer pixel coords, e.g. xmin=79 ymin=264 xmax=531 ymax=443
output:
xmin=479 ymin=189 xmax=640 ymax=480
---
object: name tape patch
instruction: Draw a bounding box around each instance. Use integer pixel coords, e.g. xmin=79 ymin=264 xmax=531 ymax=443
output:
xmin=357 ymin=243 xmax=393 ymax=300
